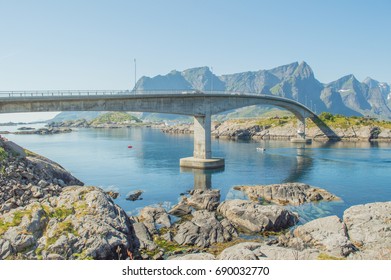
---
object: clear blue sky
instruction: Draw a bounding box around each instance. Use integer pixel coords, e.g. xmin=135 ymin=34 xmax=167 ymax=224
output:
xmin=0 ymin=0 xmax=390 ymax=91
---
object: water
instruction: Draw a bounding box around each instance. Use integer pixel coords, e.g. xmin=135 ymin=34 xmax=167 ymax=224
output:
xmin=4 ymin=126 xmax=391 ymax=222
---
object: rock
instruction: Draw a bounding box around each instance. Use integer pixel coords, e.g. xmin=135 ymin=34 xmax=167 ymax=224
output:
xmin=47 ymin=253 xmax=64 ymax=260
xmin=139 ymin=206 xmax=171 ymax=228
xmin=169 ymin=253 xmax=216 ymax=260
xmin=217 ymin=199 xmax=298 ymax=233
xmin=132 ymin=222 xmax=157 ymax=251
xmin=173 ymin=210 xmax=237 ymax=248
xmin=343 ymin=201 xmax=391 ymax=259
xmin=168 ymin=198 xmax=192 ymax=216
xmin=0 ymin=240 xmax=13 ymax=259
xmin=218 ymin=242 xmax=265 ymax=260
xmin=126 ymin=190 xmax=143 ymax=201
xmin=258 ymin=245 xmax=320 ymax=260
xmin=0 ymin=186 xmax=135 ymax=260
xmin=281 ymin=215 xmax=355 ymax=257
xmin=105 ymin=191 xmax=119 ymax=199
xmin=234 ymin=183 xmax=339 ymax=206
xmin=187 ymin=189 xmax=221 ymax=211
xmin=152 ymin=251 xmax=164 ymax=260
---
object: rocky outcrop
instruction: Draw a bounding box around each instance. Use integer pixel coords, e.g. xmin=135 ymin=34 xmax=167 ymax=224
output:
xmin=187 ymin=189 xmax=220 ymax=211
xmin=344 ymin=202 xmax=391 ymax=259
xmin=0 ymin=186 xmax=135 ymax=260
xmin=48 ymin=119 xmax=90 ymax=128
xmin=173 ymin=210 xmax=237 ymax=248
xmin=169 ymin=252 xmax=216 ymax=260
xmin=139 ymin=206 xmax=171 ymax=229
xmin=235 ymin=183 xmax=339 ymax=206
xmin=0 ymin=138 xmax=83 ymax=214
xmin=217 ymin=199 xmax=298 ymax=233
xmin=279 ymin=216 xmax=355 ymax=257
xmin=217 ymin=242 xmax=265 ymax=260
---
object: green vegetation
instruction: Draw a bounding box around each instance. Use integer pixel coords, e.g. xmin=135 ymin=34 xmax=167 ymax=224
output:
xmin=89 ymin=112 xmax=141 ymax=126
xmin=254 ymin=116 xmax=295 ymax=128
xmin=0 ymin=147 xmax=8 ymax=161
xmin=310 ymin=112 xmax=391 ymax=130
xmin=317 ymin=253 xmax=345 ymax=260
xmin=0 ymin=209 xmax=33 ymax=236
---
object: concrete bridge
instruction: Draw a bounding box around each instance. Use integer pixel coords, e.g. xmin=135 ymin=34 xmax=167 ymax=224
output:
xmin=0 ymin=90 xmax=317 ymax=169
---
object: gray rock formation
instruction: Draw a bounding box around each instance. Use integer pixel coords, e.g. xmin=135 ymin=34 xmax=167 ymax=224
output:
xmin=0 ymin=138 xmax=83 ymax=214
xmin=139 ymin=206 xmax=171 ymax=229
xmin=217 ymin=199 xmax=298 ymax=233
xmin=173 ymin=210 xmax=237 ymax=248
xmin=235 ymin=183 xmax=339 ymax=206
xmin=279 ymin=215 xmax=355 ymax=257
xmin=0 ymin=186 xmax=135 ymax=260
xmin=169 ymin=252 xmax=216 ymax=260
xmin=218 ymin=242 xmax=265 ymax=260
xmin=187 ymin=189 xmax=221 ymax=211
xmin=344 ymin=202 xmax=391 ymax=259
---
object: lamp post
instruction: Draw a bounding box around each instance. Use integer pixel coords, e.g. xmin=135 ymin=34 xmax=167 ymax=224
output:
xmin=134 ymin=58 xmax=137 ymax=91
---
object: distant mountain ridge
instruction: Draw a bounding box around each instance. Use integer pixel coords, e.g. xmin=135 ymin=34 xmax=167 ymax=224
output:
xmin=134 ymin=62 xmax=391 ymax=120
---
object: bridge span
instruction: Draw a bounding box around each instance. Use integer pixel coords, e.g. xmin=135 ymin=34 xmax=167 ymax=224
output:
xmin=0 ymin=90 xmax=317 ymax=169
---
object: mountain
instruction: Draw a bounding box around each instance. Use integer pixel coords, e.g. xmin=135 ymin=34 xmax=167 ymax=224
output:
xmin=133 ymin=62 xmax=391 ymax=120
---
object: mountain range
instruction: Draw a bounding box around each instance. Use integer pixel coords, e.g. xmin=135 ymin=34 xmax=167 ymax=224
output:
xmin=134 ymin=62 xmax=391 ymax=120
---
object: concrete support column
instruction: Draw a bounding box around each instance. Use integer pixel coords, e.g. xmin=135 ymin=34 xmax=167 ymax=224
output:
xmin=297 ymin=116 xmax=306 ymax=139
xmin=193 ymin=114 xmax=211 ymax=159
xmin=291 ymin=115 xmax=312 ymax=143
xmin=179 ymin=114 xmax=224 ymax=169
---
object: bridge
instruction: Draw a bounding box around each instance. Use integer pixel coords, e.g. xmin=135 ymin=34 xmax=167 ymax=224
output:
xmin=0 ymin=90 xmax=317 ymax=169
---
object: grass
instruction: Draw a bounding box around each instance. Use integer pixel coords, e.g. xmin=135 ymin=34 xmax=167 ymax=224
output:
xmin=0 ymin=209 xmax=33 ymax=236
xmin=317 ymin=253 xmax=345 ymax=260
xmin=89 ymin=112 xmax=141 ymax=126
xmin=0 ymin=147 xmax=8 ymax=161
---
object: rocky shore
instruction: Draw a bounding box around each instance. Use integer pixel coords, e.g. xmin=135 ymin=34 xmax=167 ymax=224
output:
xmin=161 ymin=116 xmax=391 ymax=142
xmin=1 ymin=137 xmax=390 ymax=260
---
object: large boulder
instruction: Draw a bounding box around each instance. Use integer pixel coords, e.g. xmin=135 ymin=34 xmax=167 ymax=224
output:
xmin=187 ymin=189 xmax=221 ymax=211
xmin=173 ymin=210 xmax=237 ymax=248
xmin=343 ymin=202 xmax=391 ymax=259
xmin=218 ymin=242 xmax=265 ymax=260
xmin=280 ymin=215 xmax=355 ymax=257
xmin=217 ymin=199 xmax=298 ymax=233
xmin=168 ymin=253 xmax=216 ymax=260
xmin=139 ymin=206 xmax=171 ymax=229
xmin=0 ymin=186 xmax=135 ymax=260
xmin=235 ymin=183 xmax=339 ymax=206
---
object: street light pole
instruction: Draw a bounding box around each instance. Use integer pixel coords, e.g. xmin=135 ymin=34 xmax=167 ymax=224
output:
xmin=134 ymin=58 xmax=137 ymax=91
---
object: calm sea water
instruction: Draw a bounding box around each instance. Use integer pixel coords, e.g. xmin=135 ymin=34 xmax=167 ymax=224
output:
xmin=4 ymin=126 xmax=391 ymax=223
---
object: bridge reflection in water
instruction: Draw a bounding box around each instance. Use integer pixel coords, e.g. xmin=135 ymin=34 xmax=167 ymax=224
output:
xmin=181 ymin=142 xmax=314 ymax=191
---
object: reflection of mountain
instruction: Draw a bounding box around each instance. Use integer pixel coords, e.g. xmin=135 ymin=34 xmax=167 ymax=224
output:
xmin=135 ymin=62 xmax=391 ymax=120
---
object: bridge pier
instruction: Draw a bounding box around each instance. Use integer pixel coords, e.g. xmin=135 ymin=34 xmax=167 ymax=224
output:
xmin=180 ymin=114 xmax=225 ymax=169
xmin=291 ymin=116 xmax=312 ymax=143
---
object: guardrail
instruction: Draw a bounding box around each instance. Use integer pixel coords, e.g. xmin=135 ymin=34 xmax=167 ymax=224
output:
xmin=0 ymin=90 xmax=267 ymax=98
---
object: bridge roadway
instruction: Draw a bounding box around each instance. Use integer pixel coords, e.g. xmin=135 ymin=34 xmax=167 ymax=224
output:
xmin=0 ymin=90 xmax=317 ymax=169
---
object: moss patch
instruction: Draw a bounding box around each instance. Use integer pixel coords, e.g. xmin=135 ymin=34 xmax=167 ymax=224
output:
xmin=317 ymin=253 xmax=345 ymax=260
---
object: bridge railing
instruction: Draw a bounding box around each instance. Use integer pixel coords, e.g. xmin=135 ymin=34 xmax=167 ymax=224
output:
xmin=0 ymin=89 xmax=269 ymax=98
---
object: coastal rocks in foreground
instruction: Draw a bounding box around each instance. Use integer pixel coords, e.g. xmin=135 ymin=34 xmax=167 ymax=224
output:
xmin=0 ymin=186 xmax=135 ymax=260
xmin=0 ymin=138 xmax=83 ymax=214
xmin=279 ymin=216 xmax=355 ymax=257
xmin=234 ymin=183 xmax=339 ymax=206
xmin=173 ymin=210 xmax=237 ymax=248
xmin=343 ymin=202 xmax=391 ymax=259
xmin=217 ymin=199 xmax=298 ymax=233
xmin=168 ymin=189 xmax=221 ymax=216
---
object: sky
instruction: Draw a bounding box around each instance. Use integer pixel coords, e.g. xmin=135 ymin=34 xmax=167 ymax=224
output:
xmin=0 ymin=0 xmax=390 ymax=121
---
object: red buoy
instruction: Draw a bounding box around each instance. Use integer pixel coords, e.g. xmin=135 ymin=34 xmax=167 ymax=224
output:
xmin=128 ymin=145 xmax=133 ymax=149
